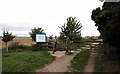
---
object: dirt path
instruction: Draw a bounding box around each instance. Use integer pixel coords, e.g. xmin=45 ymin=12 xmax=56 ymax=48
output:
xmin=36 ymin=50 xmax=80 ymax=72
xmin=84 ymin=50 xmax=98 ymax=72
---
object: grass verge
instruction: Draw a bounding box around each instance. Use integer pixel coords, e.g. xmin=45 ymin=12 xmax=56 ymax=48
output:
xmin=2 ymin=51 xmax=55 ymax=72
xmin=69 ymin=50 xmax=91 ymax=72
xmin=94 ymin=53 xmax=106 ymax=72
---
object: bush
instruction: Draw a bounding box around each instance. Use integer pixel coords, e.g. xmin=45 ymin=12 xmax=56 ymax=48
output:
xmin=2 ymin=42 xmax=31 ymax=53
xmin=41 ymin=44 xmax=48 ymax=51
xmin=2 ymin=42 xmax=49 ymax=53
xmin=9 ymin=42 xmax=24 ymax=50
xmin=31 ymin=43 xmax=48 ymax=51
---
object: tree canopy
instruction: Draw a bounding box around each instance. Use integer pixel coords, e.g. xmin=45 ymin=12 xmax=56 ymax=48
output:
xmin=2 ymin=30 xmax=15 ymax=52
xmin=59 ymin=16 xmax=82 ymax=43
xmin=2 ymin=30 xmax=15 ymax=43
xmin=29 ymin=27 xmax=45 ymax=42
xmin=91 ymin=2 xmax=120 ymax=48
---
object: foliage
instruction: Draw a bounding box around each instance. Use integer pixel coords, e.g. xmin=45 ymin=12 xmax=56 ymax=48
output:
xmin=4 ymin=42 xmax=31 ymax=52
xmin=2 ymin=51 xmax=55 ymax=72
xmin=94 ymin=47 xmax=120 ymax=73
xmin=49 ymin=35 xmax=53 ymax=40
xmin=70 ymin=50 xmax=91 ymax=72
xmin=2 ymin=30 xmax=15 ymax=43
xmin=2 ymin=30 xmax=15 ymax=52
xmin=31 ymin=44 xmax=48 ymax=51
xmin=2 ymin=42 xmax=48 ymax=53
xmin=59 ymin=16 xmax=82 ymax=52
xmin=55 ymin=39 xmax=66 ymax=50
xmin=91 ymin=2 xmax=120 ymax=48
xmin=59 ymin=16 xmax=82 ymax=42
xmin=29 ymin=27 xmax=45 ymax=42
xmin=29 ymin=27 xmax=46 ymax=51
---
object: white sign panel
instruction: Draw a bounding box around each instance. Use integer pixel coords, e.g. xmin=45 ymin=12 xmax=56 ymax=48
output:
xmin=36 ymin=34 xmax=46 ymax=42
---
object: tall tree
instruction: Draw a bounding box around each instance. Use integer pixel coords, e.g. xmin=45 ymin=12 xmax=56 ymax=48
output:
xmin=2 ymin=30 xmax=15 ymax=52
xmin=59 ymin=16 xmax=82 ymax=52
xmin=29 ymin=27 xmax=44 ymax=42
xmin=91 ymin=2 xmax=120 ymax=56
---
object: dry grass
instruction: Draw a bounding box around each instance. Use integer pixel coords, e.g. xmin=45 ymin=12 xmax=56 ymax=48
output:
xmin=0 ymin=37 xmax=36 ymax=49
xmin=0 ymin=38 xmax=2 ymax=48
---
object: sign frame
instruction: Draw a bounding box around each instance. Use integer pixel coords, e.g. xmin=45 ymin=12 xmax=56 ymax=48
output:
xmin=36 ymin=34 xmax=46 ymax=42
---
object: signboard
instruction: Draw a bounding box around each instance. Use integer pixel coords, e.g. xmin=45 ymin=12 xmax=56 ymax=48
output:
xmin=36 ymin=34 xmax=46 ymax=42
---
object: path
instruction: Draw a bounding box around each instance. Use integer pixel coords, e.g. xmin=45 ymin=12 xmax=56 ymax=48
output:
xmin=84 ymin=50 xmax=98 ymax=72
xmin=36 ymin=50 xmax=80 ymax=72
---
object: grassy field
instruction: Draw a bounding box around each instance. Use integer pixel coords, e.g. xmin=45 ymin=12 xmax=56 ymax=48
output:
xmin=2 ymin=51 xmax=55 ymax=72
xmin=69 ymin=50 xmax=91 ymax=72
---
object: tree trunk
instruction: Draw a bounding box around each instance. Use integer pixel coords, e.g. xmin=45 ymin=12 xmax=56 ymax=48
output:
xmin=104 ymin=41 xmax=114 ymax=58
xmin=65 ymin=38 xmax=69 ymax=53
xmin=105 ymin=42 xmax=110 ymax=56
xmin=52 ymin=38 xmax=57 ymax=54
xmin=5 ymin=42 xmax=8 ymax=52
xmin=52 ymin=43 xmax=56 ymax=54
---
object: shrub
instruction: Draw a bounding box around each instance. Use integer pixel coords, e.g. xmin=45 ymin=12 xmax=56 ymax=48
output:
xmin=31 ymin=43 xmax=48 ymax=51
xmin=2 ymin=42 xmax=31 ymax=53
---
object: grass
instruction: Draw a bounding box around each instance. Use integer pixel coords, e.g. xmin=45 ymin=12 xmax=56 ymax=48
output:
xmin=93 ymin=44 xmax=107 ymax=72
xmin=94 ymin=53 xmax=106 ymax=72
xmin=70 ymin=50 xmax=91 ymax=72
xmin=2 ymin=51 xmax=55 ymax=72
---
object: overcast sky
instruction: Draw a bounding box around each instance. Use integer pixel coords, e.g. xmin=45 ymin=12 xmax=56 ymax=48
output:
xmin=0 ymin=0 xmax=103 ymax=37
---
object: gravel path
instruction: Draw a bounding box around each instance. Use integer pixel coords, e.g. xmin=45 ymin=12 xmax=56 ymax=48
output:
xmin=36 ymin=50 xmax=80 ymax=72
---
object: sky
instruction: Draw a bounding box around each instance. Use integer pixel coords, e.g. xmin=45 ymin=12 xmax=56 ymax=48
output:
xmin=0 ymin=0 xmax=103 ymax=37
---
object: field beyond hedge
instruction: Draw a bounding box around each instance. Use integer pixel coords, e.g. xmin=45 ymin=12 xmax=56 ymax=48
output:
xmin=0 ymin=37 xmax=35 ymax=49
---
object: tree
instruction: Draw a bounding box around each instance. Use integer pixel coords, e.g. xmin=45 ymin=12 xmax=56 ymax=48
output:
xmin=59 ymin=16 xmax=82 ymax=52
xmin=29 ymin=27 xmax=44 ymax=42
xmin=91 ymin=2 xmax=120 ymax=56
xmin=29 ymin=27 xmax=45 ymax=51
xmin=48 ymin=35 xmax=53 ymax=42
xmin=2 ymin=30 xmax=15 ymax=52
